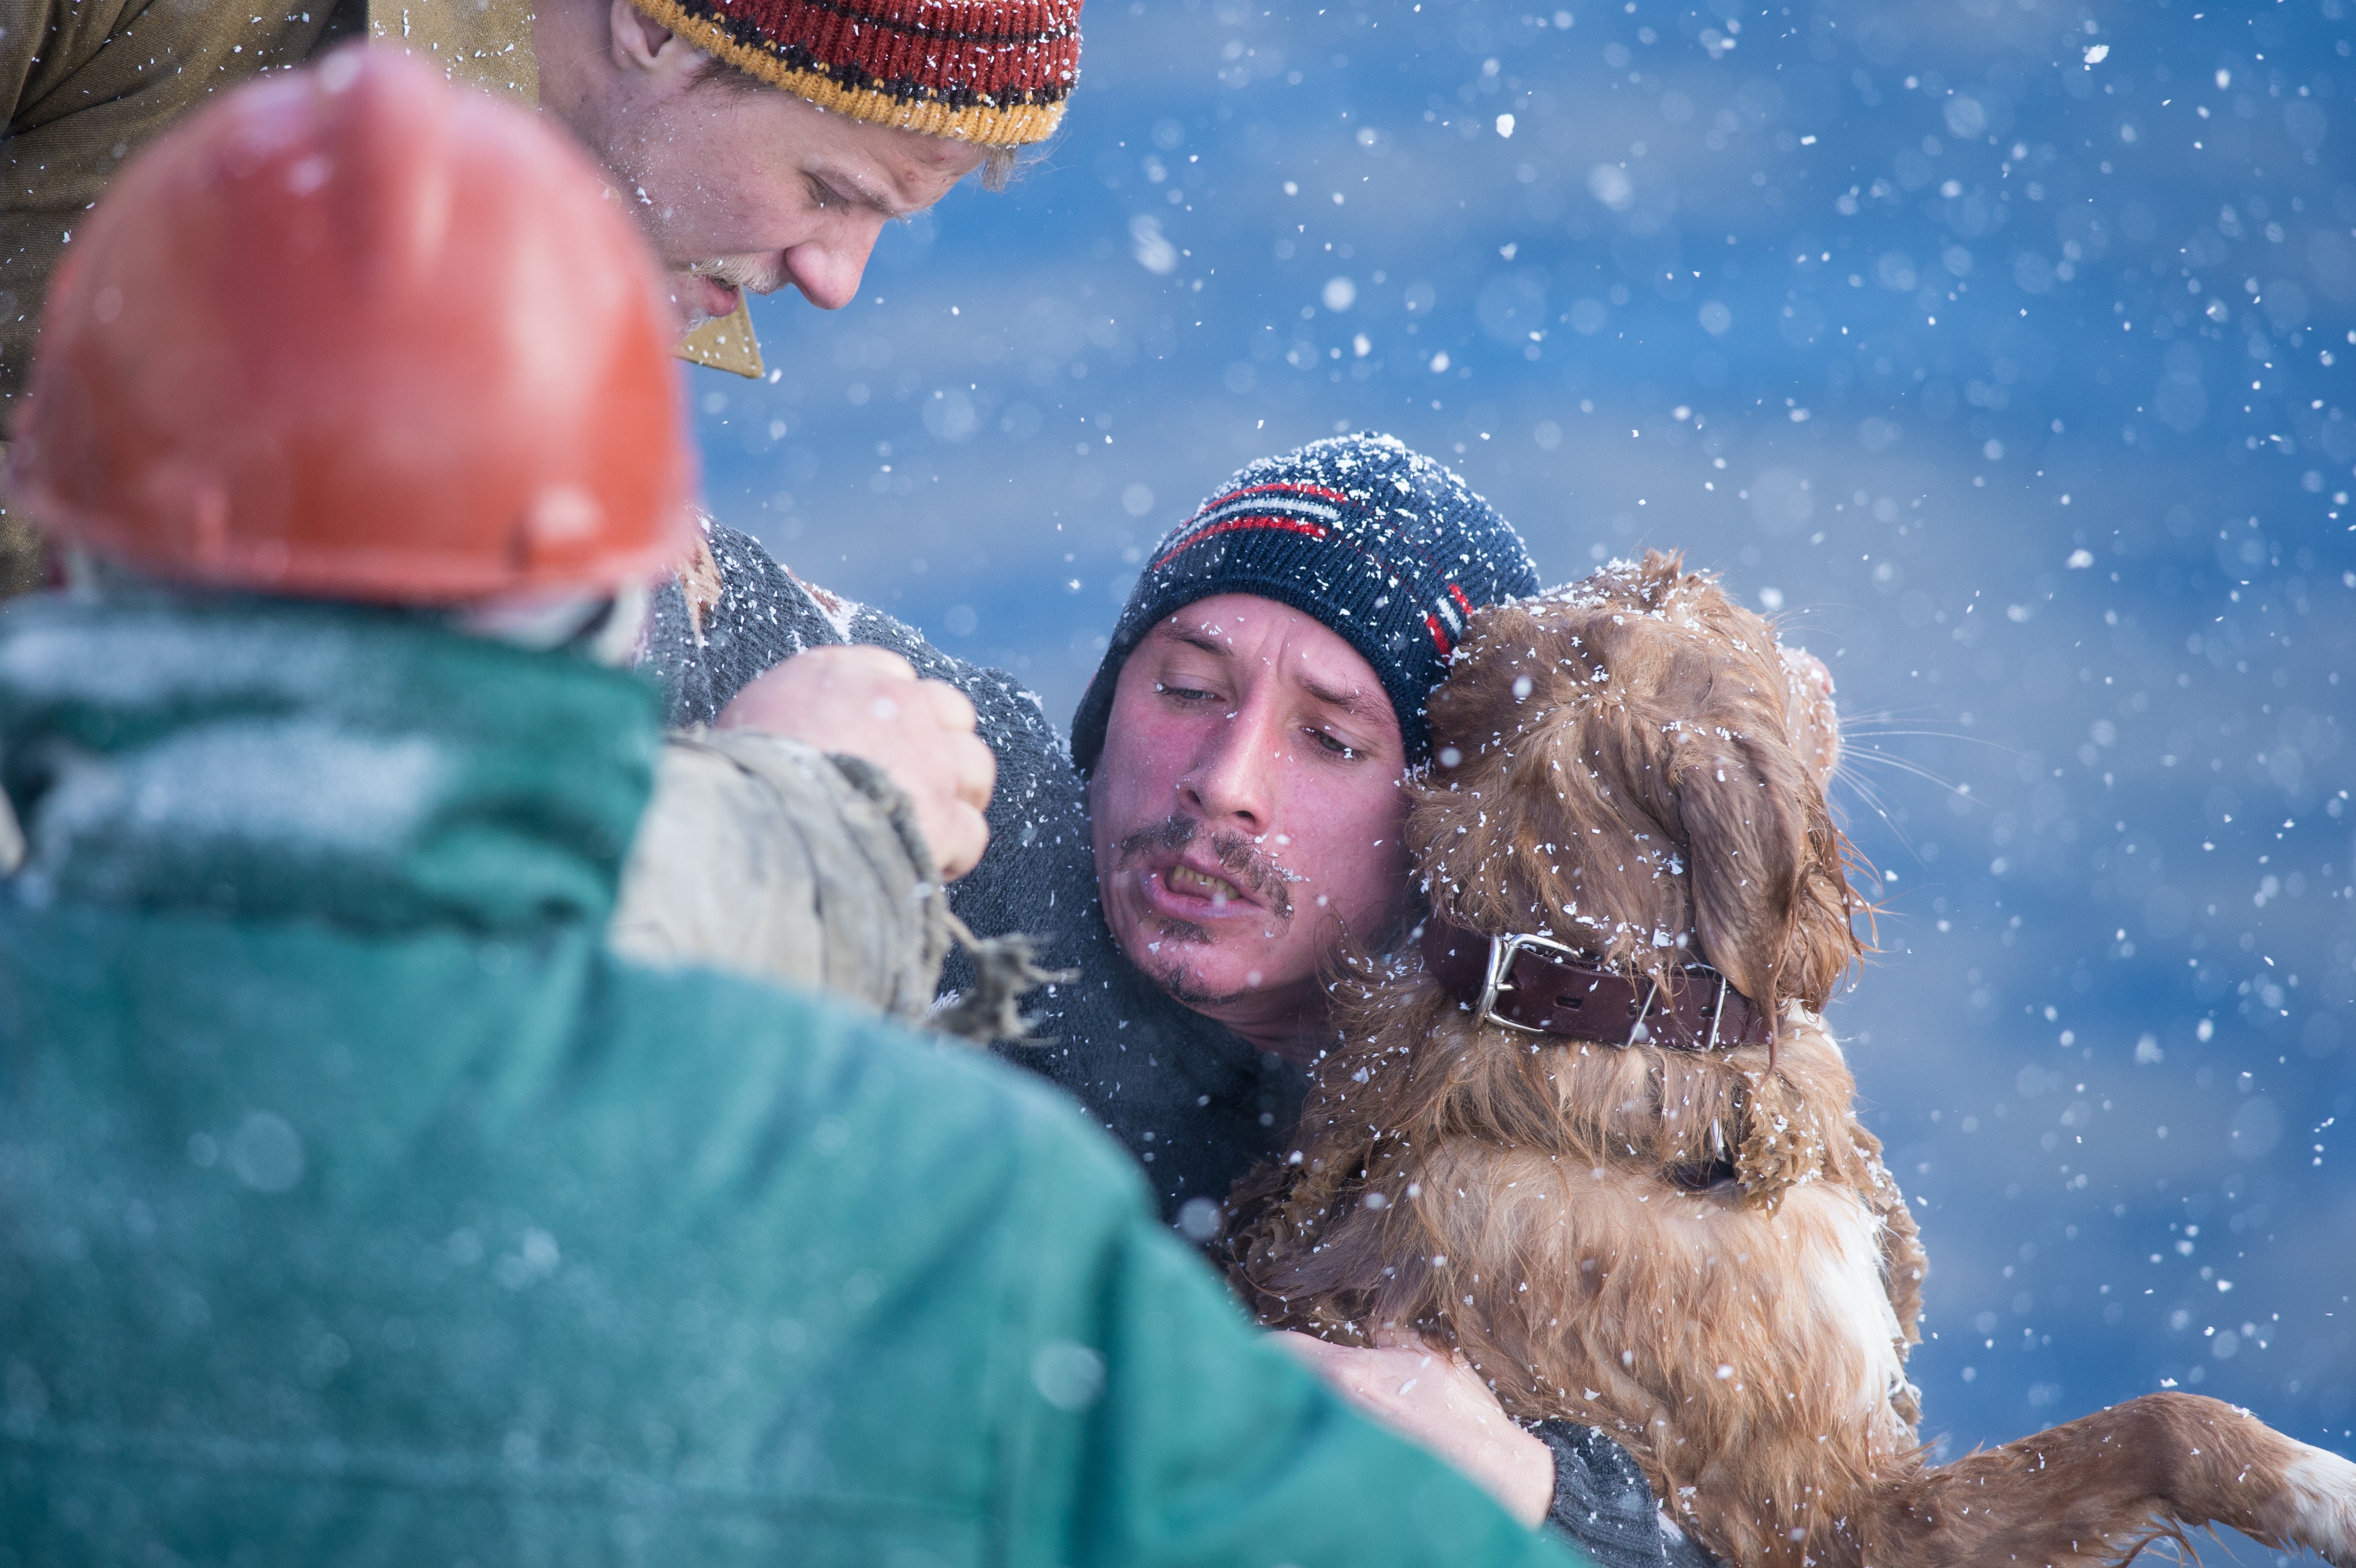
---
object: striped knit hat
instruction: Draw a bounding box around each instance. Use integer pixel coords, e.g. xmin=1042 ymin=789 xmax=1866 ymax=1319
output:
xmin=630 ymin=0 xmax=1082 ymax=145
xmin=1070 ymin=434 xmax=1540 ymax=773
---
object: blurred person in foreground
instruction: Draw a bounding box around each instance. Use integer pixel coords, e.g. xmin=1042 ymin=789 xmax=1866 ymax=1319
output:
xmin=0 ymin=53 xmax=1580 ymax=1567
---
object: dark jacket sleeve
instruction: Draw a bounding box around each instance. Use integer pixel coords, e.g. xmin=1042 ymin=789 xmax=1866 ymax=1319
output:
xmin=640 ymin=518 xmax=1089 ymax=992
xmin=1533 ymin=1422 xmax=1724 ymax=1568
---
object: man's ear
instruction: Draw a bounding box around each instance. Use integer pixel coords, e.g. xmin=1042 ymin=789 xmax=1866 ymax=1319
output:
xmin=607 ymin=0 xmax=702 ymax=76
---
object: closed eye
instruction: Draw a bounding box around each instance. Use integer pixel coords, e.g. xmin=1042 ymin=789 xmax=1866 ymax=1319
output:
xmin=1308 ymin=728 xmax=1358 ymax=759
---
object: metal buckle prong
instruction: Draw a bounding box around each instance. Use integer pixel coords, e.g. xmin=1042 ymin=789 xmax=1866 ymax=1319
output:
xmin=1478 ymin=932 xmax=1582 ymax=1036
xmin=1625 ymin=977 xmax=1662 ymax=1047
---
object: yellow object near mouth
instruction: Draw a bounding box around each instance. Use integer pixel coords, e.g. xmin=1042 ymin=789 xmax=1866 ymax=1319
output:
xmin=675 ymin=297 xmax=766 ymax=380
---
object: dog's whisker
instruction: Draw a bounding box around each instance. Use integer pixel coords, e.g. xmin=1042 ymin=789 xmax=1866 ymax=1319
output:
xmin=1829 ymin=702 xmax=1947 ymax=725
xmin=1841 ymin=728 xmax=2021 ymax=755
xmin=1839 ymin=749 xmax=1982 ymax=800
xmin=1830 ymin=769 xmax=1927 ymax=870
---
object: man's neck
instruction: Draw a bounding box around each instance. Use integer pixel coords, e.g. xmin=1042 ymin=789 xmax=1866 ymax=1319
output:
xmin=1181 ymin=982 xmax=1332 ymax=1065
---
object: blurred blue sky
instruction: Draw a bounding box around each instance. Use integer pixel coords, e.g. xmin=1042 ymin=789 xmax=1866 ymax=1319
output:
xmin=692 ymin=0 xmax=2356 ymax=1523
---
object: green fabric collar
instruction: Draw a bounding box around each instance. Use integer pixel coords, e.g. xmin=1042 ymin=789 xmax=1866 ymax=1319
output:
xmin=0 ymin=593 xmax=661 ymax=934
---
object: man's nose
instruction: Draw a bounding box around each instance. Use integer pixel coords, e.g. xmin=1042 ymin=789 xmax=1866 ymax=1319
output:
xmin=781 ymin=214 xmax=886 ymax=311
xmin=1177 ymin=702 xmax=1283 ymax=831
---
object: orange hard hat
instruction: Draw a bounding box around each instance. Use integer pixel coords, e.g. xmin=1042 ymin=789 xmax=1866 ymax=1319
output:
xmin=9 ymin=47 xmax=694 ymax=603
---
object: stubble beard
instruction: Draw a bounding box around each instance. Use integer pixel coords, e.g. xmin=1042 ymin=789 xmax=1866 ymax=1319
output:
xmin=1113 ymin=814 xmax=1297 ymax=1010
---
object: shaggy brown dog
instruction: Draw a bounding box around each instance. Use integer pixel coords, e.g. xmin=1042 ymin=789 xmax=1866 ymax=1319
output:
xmin=1228 ymin=552 xmax=2356 ymax=1568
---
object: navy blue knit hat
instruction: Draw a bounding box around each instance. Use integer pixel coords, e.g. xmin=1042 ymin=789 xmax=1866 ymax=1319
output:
xmin=1070 ymin=433 xmax=1538 ymax=773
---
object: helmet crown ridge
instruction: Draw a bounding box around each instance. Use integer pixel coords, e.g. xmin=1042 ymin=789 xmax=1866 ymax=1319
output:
xmin=12 ymin=47 xmax=696 ymax=604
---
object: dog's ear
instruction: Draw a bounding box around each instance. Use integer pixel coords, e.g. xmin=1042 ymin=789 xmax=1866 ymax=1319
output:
xmin=1418 ymin=600 xmax=1694 ymax=969
xmin=1671 ymin=726 xmax=1860 ymax=1017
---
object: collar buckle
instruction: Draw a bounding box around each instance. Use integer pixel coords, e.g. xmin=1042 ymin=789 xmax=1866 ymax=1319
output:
xmin=1475 ymin=932 xmax=1732 ymax=1050
xmin=1476 ymin=931 xmax=1581 ymax=1035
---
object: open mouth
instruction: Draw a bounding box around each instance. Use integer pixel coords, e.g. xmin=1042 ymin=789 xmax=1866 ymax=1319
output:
xmin=1116 ymin=816 xmax=1295 ymax=925
xmin=1142 ymin=851 xmax=1289 ymax=925
xmin=685 ymin=273 xmax=741 ymax=324
xmin=1164 ymin=862 xmax=1249 ymax=906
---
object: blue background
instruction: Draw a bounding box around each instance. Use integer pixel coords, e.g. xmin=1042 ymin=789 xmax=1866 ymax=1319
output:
xmin=694 ymin=0 xmax=2355 ymax=1547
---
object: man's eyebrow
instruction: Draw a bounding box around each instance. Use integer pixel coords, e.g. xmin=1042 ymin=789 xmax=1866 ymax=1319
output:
xmin=1166 ymin=629 xmax=1232 ymax=659
xmin=1299 ymin=675 xmax=1374 ymax=718
xmin=808 ymin=165 xmax=909 ymax=219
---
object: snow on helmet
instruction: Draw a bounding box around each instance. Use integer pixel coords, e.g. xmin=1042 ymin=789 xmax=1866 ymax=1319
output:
xmin=9 ymin=47 xmax=695 ymax=604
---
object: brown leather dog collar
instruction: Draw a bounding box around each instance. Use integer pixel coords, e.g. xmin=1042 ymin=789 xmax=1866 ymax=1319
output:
xmin=1418 ymin=920 xmax=1774 ymax=1051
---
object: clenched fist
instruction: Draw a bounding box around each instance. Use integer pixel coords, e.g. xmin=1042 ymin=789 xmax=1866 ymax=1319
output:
xmin=717 ymin=645 xmax=995 ymax=880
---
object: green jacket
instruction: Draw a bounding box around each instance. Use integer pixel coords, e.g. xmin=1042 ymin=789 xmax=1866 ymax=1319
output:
xmin=0 ymin=593 xmax=1574 ymax=1568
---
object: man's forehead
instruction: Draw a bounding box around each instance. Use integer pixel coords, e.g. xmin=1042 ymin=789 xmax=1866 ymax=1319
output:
xmin=843 ymin=104 xmax=993 ymax=163
xmin=1158 ymin=594 xmax=1312 ymax=646
xmin=1149 ymin=595 xmax=1391 ymax=706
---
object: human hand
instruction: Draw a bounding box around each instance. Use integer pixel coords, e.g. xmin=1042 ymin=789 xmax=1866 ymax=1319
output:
xmin=1273 ymin=1329 xmax=1555 ymax=1528
xmin=717 ymin=645 xmax=994 ymax=880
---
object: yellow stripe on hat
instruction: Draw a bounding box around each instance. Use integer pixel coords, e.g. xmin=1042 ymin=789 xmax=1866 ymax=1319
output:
xmin=630 ymin=0 xmax=1070 ymax=147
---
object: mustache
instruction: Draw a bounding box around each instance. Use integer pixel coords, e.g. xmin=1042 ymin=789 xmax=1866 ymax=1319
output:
xmin=1115 ymin=815 xmax=1295 ymax=922
xmin=685 ymin=256 xmax=780 ymax=294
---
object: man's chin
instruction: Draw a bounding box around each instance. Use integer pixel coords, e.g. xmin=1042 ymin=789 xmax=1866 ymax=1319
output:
xmin=1121 ymin=926 xmax=1271 ymax=1013
xmin=1149 ymin=959 xmax=1243 ymax=1013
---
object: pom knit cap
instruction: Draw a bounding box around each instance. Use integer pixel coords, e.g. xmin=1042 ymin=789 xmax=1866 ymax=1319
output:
xmin=628 ymin=0 xmax=1082 ymax=146
xmin=1070 ymin=434 xmax=1539 ymax=774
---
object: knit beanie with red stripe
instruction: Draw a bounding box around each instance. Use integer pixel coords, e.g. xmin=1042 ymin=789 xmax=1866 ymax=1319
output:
xmin=631 ymin=0 xmax=1081 ymax=146
xmin=1070 ymin=434 xmax=1540 ymax=773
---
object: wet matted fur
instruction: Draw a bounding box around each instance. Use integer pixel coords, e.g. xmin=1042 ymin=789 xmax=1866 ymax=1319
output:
xmin=1227 ymin=553 xmax=2356 ymax=1568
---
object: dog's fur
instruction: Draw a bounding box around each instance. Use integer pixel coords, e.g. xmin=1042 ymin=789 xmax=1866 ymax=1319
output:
xmin=1228 ymin=553 xmax=2356 ymax=1568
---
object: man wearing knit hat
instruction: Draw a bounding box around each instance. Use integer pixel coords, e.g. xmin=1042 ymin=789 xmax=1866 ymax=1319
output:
xmin=705 ymin=433 xmax=1542 ymax=1211
xmin=2 ymin=0 xmax=1077 ymax=383
xmin=1067 ymin=434 xmax=1538 ymax=1055
xmin=1 ymin=0 xmax=1075 ymax=630
xmin=2 ymin=0 xmax=1089 ymax=1006
xmin=709 ymin=432 xmax=1721 ymax=1561
xmin=1050 ymin=434 xmax=1725 ymax=1563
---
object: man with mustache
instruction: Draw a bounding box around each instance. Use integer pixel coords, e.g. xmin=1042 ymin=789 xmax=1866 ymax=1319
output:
xmin=706 ymin=433 xmax=1532 ymax=1209
xmin=702 ymin=435 xmax=1716 ymax=1560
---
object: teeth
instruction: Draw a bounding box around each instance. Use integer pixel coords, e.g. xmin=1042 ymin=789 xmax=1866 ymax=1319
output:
xmin=1169 ymin=864 xmax=1243 ymax=903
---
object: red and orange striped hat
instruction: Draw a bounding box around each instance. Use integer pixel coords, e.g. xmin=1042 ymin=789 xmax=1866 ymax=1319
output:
xmin=633 ymin=0 xmax=1082 ymax=145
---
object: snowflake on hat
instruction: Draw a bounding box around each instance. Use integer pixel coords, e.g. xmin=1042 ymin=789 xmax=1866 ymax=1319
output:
xmin=1071 ymin=434 xmax=1541 ymax=772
